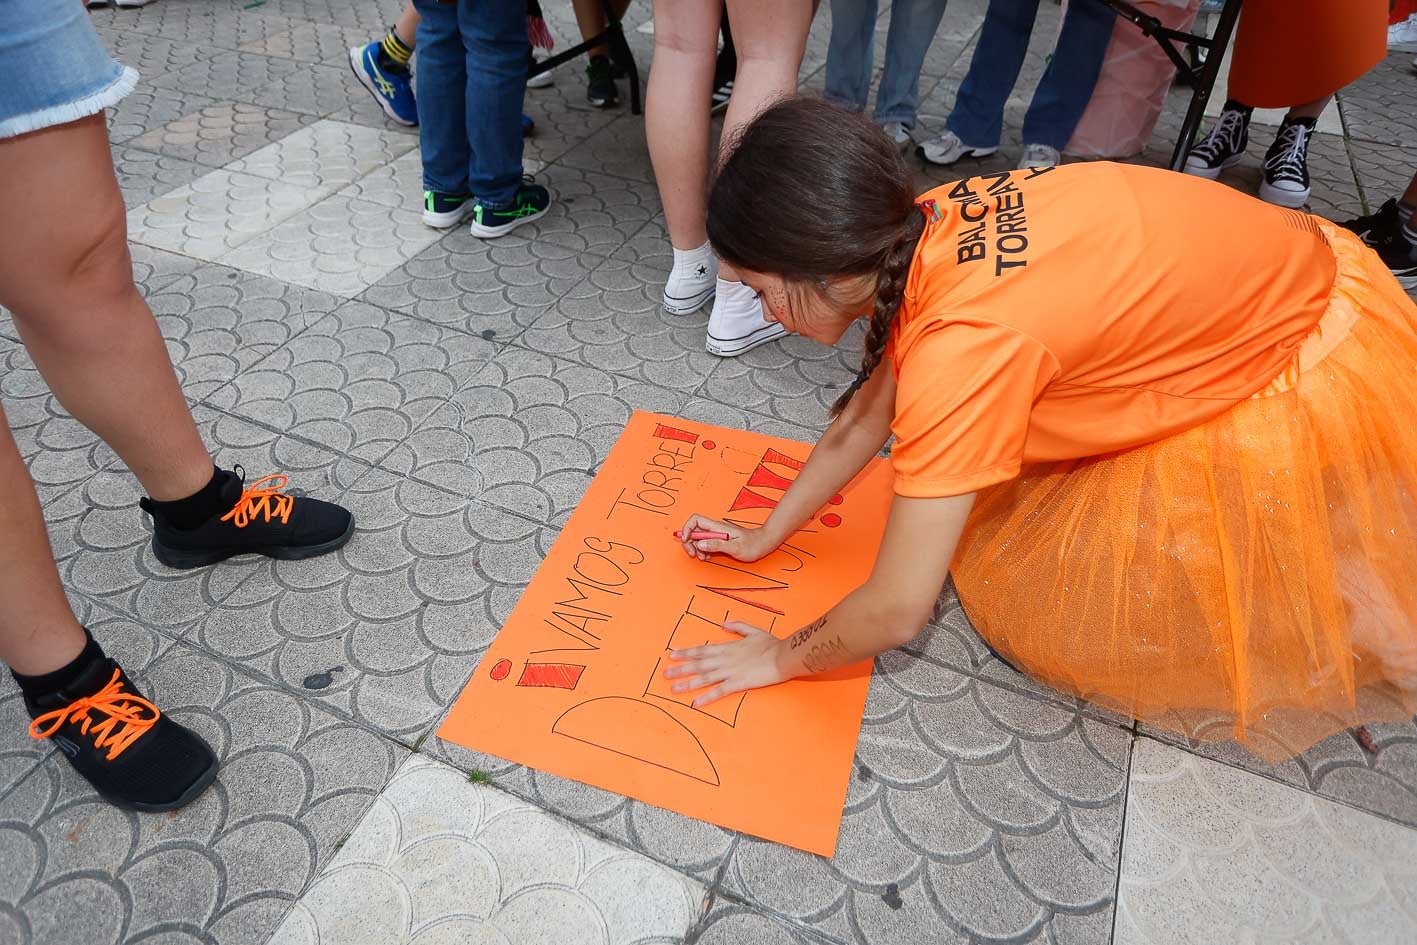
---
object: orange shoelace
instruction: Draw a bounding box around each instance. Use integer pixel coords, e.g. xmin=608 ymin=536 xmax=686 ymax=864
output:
xmin=28 ymin=668 xmax=161 ymax=761
xmin=220 ymin=473 xmax=295 ymax=528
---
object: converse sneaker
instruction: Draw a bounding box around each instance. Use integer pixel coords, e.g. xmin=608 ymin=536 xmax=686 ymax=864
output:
xmin=26 ymin=654 xmax=218 ymax=811
xmin=423 ymin=190 xmax=474 ymax=228
xmin=141 ymin=466 xmax=355 ymax=569
xmin=918 ymin=130 xmax=997 ymax=167
xmin=881 ymin=122 xmax=914 ymax=151
xmin=663 ymin=246 xmax=719 ymax=315
xmin=527 ymin=55 xmax=555 ymax=89
xmin=1018 ymin=143 xmax=1060 ymax=169
xmin=1184 ymin=102 xmax=1250 ymax=179
xmin=469 ymin=179 xmax=551 ymax=238
xmin=706 ymin=279 xmax=788 ymax=357
xmin=1340 ymin=198 xmax=1402 ymax=247
xmin=1374 ymin=228 xmax=1417 ymax=290
xmin=1259 ymin=117 xmax=1315 ymax=208
xmin=586 ymin=55 xmax=619 ymax=108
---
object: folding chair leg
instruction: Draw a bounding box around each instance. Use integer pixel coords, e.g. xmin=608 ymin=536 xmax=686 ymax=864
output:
xmin=1168 ymin=0 xmax=1242 ymax=171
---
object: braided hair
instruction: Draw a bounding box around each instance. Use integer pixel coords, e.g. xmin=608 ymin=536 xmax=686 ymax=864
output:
xmin=707 ymin=96 xmax=926 ymax=418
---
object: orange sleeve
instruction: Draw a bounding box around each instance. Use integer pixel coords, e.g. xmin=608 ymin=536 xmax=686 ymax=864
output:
xmin=890 ymin=319 xmax=1059 ymax=497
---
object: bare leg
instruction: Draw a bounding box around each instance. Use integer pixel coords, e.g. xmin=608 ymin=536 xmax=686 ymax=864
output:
xmin=393 ymin=1 xmax=420 ymax=47
xmin=0 ymin=115 xmax=212 ymax=501
xmin=573 ymin=0 xmax=633 ymax=60
xmin=0 ymin=403 xmax=86 ymax=676
xmin=1285 ymin=95 xmax=1332 ymax=121
xmin=647 ymin=0 xmax=720 ymax=249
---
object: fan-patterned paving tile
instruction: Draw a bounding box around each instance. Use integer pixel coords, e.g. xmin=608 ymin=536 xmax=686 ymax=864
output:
xmin=126 ymin=102 xmax=317 ymax=171
xmin=266 ymin=755 xmax=706 ymax=945
xmin=85 ymin=2 xmax=295 ymax=51
xmin=557 ymin=114 xmax=657 ymax=184
xmin=105 ymin=87 xmax=219 ymax=144
xmin=207 ymin=300 xmax=496 ymax=463
xmin=1338 ymin=50 xmax=1417 ymax=149
xmin=362 ymin=229 xmax=602 ymax=341
xmin=1350 ymin=141 xmax=1417 ymax=211
xmin=193 ymin=468 xmax=552 ymax=741
xmin=0 ymin=597 xmax=113 ymax=801
xmin=126 ymin=168 xmax=320 ymax=263
xmin=0 ymin=642 xmax=405 ymax=945
xmin=111 ymin=146 xmax=208 ymax=209
xmin=227 ymin=119 xmax=416 ymax=192
xmin=92 ymin=28 xmax=219 ymax=81
xmin=41 ymin=405 xmax=367 ymax=630
xmin=1114 ymin=738 xmax=1417 ymax=945
xmin=720 ymin=656 xmax=1130 ymax=945
xmin=699 ymin=323 xmax=867 ymax=434
xmin=692 ymin=902 xmax=841 ymax=945
xmin=252 ymin=0 xmax=409 ymax=34
xmin=520 ymin=68 xmax=624 ymax=167
xmin=531 ymin=164 xmax=660 ymax=257
xmin=383 ymin=347 xmax=685 ymax=525
xmin=144 ymin=262 xmax=342 ymax=403
xmin=218 ymin=195 xmax=443 ymax=298
xmin=610 ymin=212 xmax=673 ymax=273
xmin=151 ymin=52 xmax=361 ymax=118
xmin=324 ymin=98 xmax=421 ymax=138
xmin=239 ymin=21 xmax=375 ymax=66
xmin=517 ymin=255 xmax=719 ymax=393
xmin=335 ymin=148 xmax=424 ymax=211
xmin=426 ymin=713 xmax=737 ymax=883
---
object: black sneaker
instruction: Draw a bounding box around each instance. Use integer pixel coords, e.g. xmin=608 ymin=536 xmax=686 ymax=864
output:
xmin=1183 ymin=101 xmax=1250 ymax=180
xmin=469 ymin=179 xmax=551 ymax=238
xmin=26 ymin=655 xmax=218 ymax=811
xmin=710 ymin=75 xmax=733 ymax=115
xmin=1259 ymin=117 xmax=1315 ymax=209
xmin=422 ymin=189 xmax=474 ymax=229
xmin=586 ymin=55 xmax=619 ymax=108
xmin=140 ymin=466 xmax=355 ymax=570
xmin=1340 ymin=197 xmax=1402 ymax=247
xmin=1374 ymin=228 xmax=1417 ymax=290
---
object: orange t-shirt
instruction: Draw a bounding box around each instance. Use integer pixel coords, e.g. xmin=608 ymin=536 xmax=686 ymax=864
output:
xmin=890 ymin=162 xmax=1335 ymax=498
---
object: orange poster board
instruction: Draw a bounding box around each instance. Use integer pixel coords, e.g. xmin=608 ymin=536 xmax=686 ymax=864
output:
xmin=437 ymin=411 xmax=893 ymax=856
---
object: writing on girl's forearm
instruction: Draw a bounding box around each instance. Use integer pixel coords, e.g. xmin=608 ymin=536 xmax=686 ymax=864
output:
xmin=786 ymin=614 xmax=849 ymax=674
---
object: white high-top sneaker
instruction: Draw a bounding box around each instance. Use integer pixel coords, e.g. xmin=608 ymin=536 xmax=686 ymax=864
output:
xmin=663 ymin=244 xmax=719 ymax=315
xmin=705 ymin=279 xmax=787 ymax=357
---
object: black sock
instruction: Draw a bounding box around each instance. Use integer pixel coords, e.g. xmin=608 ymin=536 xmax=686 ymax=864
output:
xmin=12 ymin=627 xmax=105 ymax=699
xmin=139 ymin=466 xmax=235 ymax=530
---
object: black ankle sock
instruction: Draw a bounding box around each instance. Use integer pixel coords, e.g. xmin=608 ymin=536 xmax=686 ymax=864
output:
xmin=140 ymin=466 xmax=234 ymax=530
xmin=12 ymin=628 xmax=105 ymax=699
xmin=1223 ymin=99 xmax=1253 ymax=117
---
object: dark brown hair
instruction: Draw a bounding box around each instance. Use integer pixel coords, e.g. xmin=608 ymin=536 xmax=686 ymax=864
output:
xmin=707 ymin=96 xmax=925 ymax=416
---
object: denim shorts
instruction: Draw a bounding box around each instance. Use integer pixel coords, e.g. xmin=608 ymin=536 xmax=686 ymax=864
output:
xmin=0 ymin=1 xmax=136 ymax=140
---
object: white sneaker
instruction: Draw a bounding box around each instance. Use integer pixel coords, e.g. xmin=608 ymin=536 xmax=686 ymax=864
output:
xmin=114 ymin=0 xmax=154 ymax=7
xmin=1018 ymin=143 xmax=1060 ymax=169
xmin=918 ymin=130 xmax=998 ymax=166
xmin=527 ymin=58 xmax=555 ymax=89
xmin=881 ymin=122 xmax=914 ymax=151
xmin=706 ymin=279 xmax=787 ymax=357
xmin=663 ymin=249 xmax=718 ymax=315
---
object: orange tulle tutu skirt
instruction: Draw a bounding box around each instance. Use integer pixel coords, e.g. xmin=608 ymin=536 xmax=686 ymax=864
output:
xmin=953 ymin=223 xmax=1417 ymax=760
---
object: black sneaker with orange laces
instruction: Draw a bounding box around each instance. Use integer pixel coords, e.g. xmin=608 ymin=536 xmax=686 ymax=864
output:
xmin=25 ymin=654 xmax=218 ymax=811
xmin=140 ymin=465 xmax=355 ymax=569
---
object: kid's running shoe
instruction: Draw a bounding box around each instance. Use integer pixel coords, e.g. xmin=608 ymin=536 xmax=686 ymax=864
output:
xmin=469 ymin=179 xmax=551 ymax=238
xmin=349 ymin=41 xmax=417 ymax=126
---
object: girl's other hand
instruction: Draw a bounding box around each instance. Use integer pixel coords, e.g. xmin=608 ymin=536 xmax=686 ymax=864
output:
xmin=676 ymin=514 xmax=773 ymax=563
xmin=664 ymin=621 xmax=787 ymax=706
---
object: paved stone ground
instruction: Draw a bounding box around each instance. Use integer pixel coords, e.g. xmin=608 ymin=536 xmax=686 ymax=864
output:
xmin=1 ymin=2 xmax=1415 ymax=944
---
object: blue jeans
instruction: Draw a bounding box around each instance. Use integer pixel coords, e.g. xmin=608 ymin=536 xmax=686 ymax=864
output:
xmin=946 ymin=0 xmax=1115 ymax=150
xmin=413 ymin=0 xmax=528 ymax=208
xmin=824 ymin=0 xmax=948 ymax=127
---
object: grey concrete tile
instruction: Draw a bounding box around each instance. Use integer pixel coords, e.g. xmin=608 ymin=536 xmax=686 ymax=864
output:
xmin=207 ymin=300 xmax=496 ymax=463
xmin=335 ymin=148 xmax=423 ymax=211
xmin=698 ymin=323 xmax=867 ymax=435
xmin=266 ymin=755 xmax=706 ymax=945
xmin=1349 ymin=141 xmax=1417 ymax=210
xmin=676 ymin=398 xmax=827 ymax=446
xmin=227 ymin=118 xmax=416 ymax=191
xmin=1339 ymin=50 xmax=1417 ymax=148
xmin=0 ymin=603 xmax=155 ymax=802
xmin=126 ymin=168 xmax=322 ymax=263
xmin=532 ymin=164 xmax=661 ymax=258
xmin=151 ymin=53 xmax=361 ymax=119
xmin=383 ymin=347 xmax=686 ymax=524
xmin=93 ymin=28 xmax=221 ymax=81
xmin=112 ymin=146 xmax=209 ymax=210
xmin=610 ymin=212 xmax=672 ymax=273
xmin=1303 ymin=132 xmax=1364 ymax=223
xmin=239 ymin=21 xmax=374 ymax=66
xmin=1114 ymin=737 xmax=1417 ymax=945
xmin=194 ymin=468 xmax=552 ymax=740
xmin=41 ymin=406 xmax=367 ymax=630
xmin=324 ymin=98 xmax=421 ymax=139
xmin=557 ymin=114 xmax=656 ymax=184
xmin=218 ymin=194 xmax=441 ymax=298
xmin=0 ymin=642 xmax=405 ymax=945
xmin=253 ymin=0 xmax=408 ymax=34
xmin=521 ymin=72 xmax=623 ymax=167
xmin=85 ymin=4 xmax=296 ymax=51
xmin=105 ymin=87 xmax=219 ymax=145
xmin=144 ymin=262 xmax=342 ymax=403
xmin=517 ymin=255 xmax=719 ymax=393
xmin=362 ymin=229 xmax=601 ymax=341
xmin=426 ymin=720 xmax=737 ymax=884
xmin=127 ymin=101 xmax=317 ymax=171
xmin=720 ymin=658 xmax=1129 ymax=945
xmin=693 ymin=902 xmax=840 ymax=945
